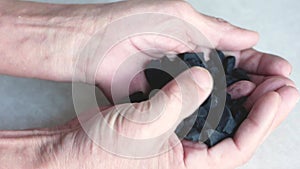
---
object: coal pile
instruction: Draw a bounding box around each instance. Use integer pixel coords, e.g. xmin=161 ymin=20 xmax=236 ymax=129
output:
xmin=129 ymin=51 xmax=250 ymax=147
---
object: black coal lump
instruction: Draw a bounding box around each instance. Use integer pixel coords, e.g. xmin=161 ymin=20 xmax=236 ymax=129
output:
xmin=223 ymin=56 xmax=235 ymax=74
xmin=129 ymin=50 xmax=250 ymax=147
xmin=145 ymin=68 xmax=173 ymax=89
xmin=129 ymin=91 xmax=149 ymax=103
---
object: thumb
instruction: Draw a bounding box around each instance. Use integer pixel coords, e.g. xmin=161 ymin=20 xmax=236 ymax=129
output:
xmin=202 ymin=14 xmax=259 ymax=50
xmin=96 ymin=67 xmax=213 ymax=140
xmin=81 ymin=67 xmax=213 ymax=157
xmin=145 ymin=67 xmax=213 ymax=137
xmin=188 ymin=13 xmax=260 ymax=51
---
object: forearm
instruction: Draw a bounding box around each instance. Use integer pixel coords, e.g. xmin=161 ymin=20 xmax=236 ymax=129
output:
xmin=0 ymin=130 xmax=61 ymax=169
xmin=0 ymin=0 xmax=109 ymax=82
xmin=0 ymin=121 xmax=91 ymax=169
xmin=0 ymin=126 xmax=178 ymax=169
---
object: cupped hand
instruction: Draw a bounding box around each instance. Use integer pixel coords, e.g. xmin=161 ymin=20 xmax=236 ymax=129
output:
xmin=76 ymin=0 xmax=259 ymax=101
xmin=182 ymin=49 xmax=300 ymax=169
xmin=228 ymin=48 xmax=299 ymax=131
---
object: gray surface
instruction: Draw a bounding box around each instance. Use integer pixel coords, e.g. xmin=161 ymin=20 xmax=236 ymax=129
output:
xmin=0 ymin=0 xmax=299 ymax=168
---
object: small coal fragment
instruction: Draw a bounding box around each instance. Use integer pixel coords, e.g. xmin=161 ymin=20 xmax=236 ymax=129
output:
xmin=129 ymin=91 xmax=149 ymax=103
xmin=145 ymin=68 xmax=173 ymax=89
xmin=223 ymin=56 xmax=236 ymax=74
xmin=217 ymin=50 xmax=226 ymax=61
xmin=129 ymin=50 xmax=250 ymax=147
xmin=178 ymin=53 xmax=206 ymax=67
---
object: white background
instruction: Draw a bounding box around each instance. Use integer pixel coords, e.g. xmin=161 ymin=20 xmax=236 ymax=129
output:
xmin=0 ymin=0 xmax=299 ymax=168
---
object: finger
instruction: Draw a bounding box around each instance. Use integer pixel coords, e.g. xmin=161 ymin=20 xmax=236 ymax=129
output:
xmin=247 ymin=74 xmax=266 ymax=85
xmin=207 ymin=92 xmax=281 ymax=168
xmin=258 ymin=86 xmax=300 ymax=145
xmin=244 ymin=76 xmax=295 ymax=109
xmin=271 ymin=86 xmax=300 ymax=130
xmin=145 ymin=67 xmax=213 ymax=136
xmin=181 ymin=140 xmax=210 ymax=169
xmin=181 ymin=140 xmax=208 ymax=150
xmin=227 ymin=80 xmax=256 ymax=99
xmin=194 ymin=14 xmax=259 ymax=50
xmin=247 ymin=73 xmax=295 ymax=86
xmin=141 ymin=10 xmax=260 ymax=52
xmin=237 ymin=49 xmax=292 ymax=77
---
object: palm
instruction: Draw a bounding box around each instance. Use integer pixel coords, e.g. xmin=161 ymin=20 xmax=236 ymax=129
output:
xmin=179 ymin=49 xmax=299 ymax=169
xmin=69 ymin=47 xmax=299 ymax=169
xmin=234 ymin=49 xmax=296 ymax=119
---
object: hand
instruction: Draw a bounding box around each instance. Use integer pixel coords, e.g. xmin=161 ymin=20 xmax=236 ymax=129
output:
xmin=227 ymin=48 xmax=299 ymax=131
xmin=23 ymin=60 xmax=298 ymax=169
xmin=73 ymin=0 xmax=259 ymax=101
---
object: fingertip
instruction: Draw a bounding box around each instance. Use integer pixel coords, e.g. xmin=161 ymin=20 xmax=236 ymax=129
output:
xmin=269 ymin=91 xmax=281 ymax=103
xmin=281 ymin=59 xmax=293 ymax=77
xmin=296 ymin=88 xmax=300 ymax=103
xmin=189 ymin=67 xmax=214 ymax=93
xmin=243 ymin=29 xmax=260 ymax=46
xmin=227 ymin=80 xmax=256 ymax=99
xmin=239 ymin=28 xmax=260 ymax=48
xmin=277 ymin=86 xmax=300 ymax=108
xmin=265 ymin=91 xmax=282 ymax=104
xmin=265 ymin=55 xmax=293 ymax=77
xmin=252 ymin=30 xmax=260 ymax=43
xmin=217 ymin=27 xmax=260 ymax=50
xmin=272 ymin=86 xmax=300 ymax=127
xmin=253 ymin=32 xmax=260 ymax=46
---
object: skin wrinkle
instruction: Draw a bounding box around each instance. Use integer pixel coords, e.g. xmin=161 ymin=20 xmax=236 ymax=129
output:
xmin=0 ymin=121 xmax=81 ymax=139
xmin=19 ymin=36 xmax=31 ymax=44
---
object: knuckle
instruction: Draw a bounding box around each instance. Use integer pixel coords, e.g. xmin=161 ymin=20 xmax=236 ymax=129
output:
xmin=165 ymin=82 xmax=183 ymax=105
xmin=161 ymin=0 xmax=195 ymax=16
xmin=171 ymin=0 xmax=193 ymax=9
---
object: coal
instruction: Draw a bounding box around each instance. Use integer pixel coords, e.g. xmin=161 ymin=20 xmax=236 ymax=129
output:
xmin=129 ymin=51 xmax=250 ymax=147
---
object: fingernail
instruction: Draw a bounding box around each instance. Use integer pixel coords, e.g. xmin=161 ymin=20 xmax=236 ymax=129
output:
xmin=190 ymin=67 xmax=213 ymax=91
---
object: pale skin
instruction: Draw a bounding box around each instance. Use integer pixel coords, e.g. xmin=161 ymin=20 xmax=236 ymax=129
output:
xmin=0 ymin=0 xmax=299 ymax=169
